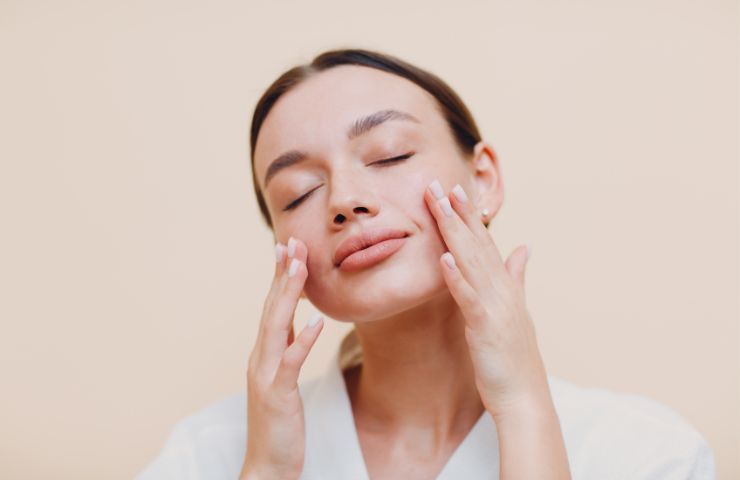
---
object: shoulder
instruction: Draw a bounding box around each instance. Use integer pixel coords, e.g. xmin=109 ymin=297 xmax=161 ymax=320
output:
xmin=136 ymin=375 xmax=324 ymax=479
xmin=547 ymin=375 xmax=717 ymax=479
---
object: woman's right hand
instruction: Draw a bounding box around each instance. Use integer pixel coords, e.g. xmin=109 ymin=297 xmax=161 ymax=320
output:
xmin=239 ymin=237 xmax=324 ymax=480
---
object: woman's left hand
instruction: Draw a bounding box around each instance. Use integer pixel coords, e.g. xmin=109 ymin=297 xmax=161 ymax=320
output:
xmin=424 ymin=179 xmax=551 ymax=420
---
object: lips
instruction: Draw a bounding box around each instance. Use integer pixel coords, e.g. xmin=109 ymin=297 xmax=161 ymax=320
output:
xmin=333 ymin=228 xmax=409 ymax=268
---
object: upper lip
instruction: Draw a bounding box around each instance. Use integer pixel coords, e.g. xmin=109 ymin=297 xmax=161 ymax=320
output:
xmin=333 ymin=227 xmax=409 ymax=267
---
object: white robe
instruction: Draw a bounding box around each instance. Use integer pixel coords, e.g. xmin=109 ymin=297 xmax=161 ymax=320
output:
xmin=137 ymin=330 xmax=717 ymax=479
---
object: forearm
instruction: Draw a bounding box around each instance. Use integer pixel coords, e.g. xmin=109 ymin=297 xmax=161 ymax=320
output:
xmin=492 ymin=395 xmax=572 ymax=480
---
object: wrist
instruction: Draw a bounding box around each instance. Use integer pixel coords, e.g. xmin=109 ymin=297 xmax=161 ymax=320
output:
xmin=488 ymin=387 xmax=558 ymax=426
xmin=489 ymin=388 xmax=571 ymax=479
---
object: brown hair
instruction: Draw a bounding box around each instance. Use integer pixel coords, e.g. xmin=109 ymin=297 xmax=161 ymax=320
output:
xmin=249 ymin=48 xmax=483 ymax=229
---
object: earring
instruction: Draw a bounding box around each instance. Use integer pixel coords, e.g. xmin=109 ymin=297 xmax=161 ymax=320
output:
xmin=481 ymin=208 xmax=490 ymax=219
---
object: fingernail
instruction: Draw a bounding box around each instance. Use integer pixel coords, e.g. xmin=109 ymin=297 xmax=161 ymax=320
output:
xmin=442 ymin=252 xmax=456 ymax=270
xmin=288 ymin=258 xmax=300 ymax=277
xmin=438 ymin=197 xmax=453 ymax=217
xmin=429 ymin=179 xmax=445 ymax=200
xmin=308 ymin=312 xmax=322 ymax=328
xmin=526 ymin=244 xmax=533 ymax=261
xmin=451 ymin=184 xmax=468 ymax=203
xmin=275 ymin=243 xmax=285 ymax=263
xmin=287 ymin=237 xmax=297 ymax=258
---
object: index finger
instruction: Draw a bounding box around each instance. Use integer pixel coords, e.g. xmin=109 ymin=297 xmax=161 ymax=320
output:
xmin=257 ymin=237 xmax=310 ymax=370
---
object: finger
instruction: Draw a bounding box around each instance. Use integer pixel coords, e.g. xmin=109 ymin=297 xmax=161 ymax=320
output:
xmin=259 ymin=239 xmax=309 ymax=370
xmin=272 ymin=236 xmax=308 ymax=285
xmin=272 ymin=314 xmax=324 ymax=394
xmin=449 ymin=183 xmax=494 ymax=242
xmin=251 ymin=241 xmax=289 ymax=369
xmin=439 ymin=252 xmax=488 ymax=331
xmin=261 ymin=236 xmax=308 ymax=331
xmin=260 ymin=241 xmax=288 ymax=325
xmin=285 ymin=235 xmax=309 ymax=264
xmin=275 ymin=242 xmax=288 ymax=275
xmin=426 ymin=179 xmax=478 ymax=254
xmin=448 ymin=183 xmax=507 ymax=273
xmin=425 ymin=181 xmax=500 ymax=292
xmin=505 ymin=245 xmax=531 ymax=303
xmin=258 ymin=257 xmax=307 ymax=371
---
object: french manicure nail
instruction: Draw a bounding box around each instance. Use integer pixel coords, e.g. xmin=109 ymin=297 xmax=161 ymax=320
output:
xmin=287 ymin=237 xmax=297 ymax=258
xmin=439 ymin=197 xmax=453 ymax=217
xmin=442 ymin=252 xmax=456 ymax=270
xmin=275 ymin=243 xmax=285 ymax=263
xmin=451 ymin=184 xmax=468 ymax=203
xmin=288 ymin=258 xmax=300 ymax=277
xmin=308 ymin=312 xmax=322 ymax=328
xmin=429 ymin=179 xmax=445 ymax=200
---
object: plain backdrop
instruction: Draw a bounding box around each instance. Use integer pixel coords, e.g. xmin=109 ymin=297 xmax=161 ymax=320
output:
xmin=0 ymin=0 xmax=737 ymax=478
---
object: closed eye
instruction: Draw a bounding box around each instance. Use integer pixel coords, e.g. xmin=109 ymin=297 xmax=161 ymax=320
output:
xmin=371 ymin=152 xmax=414 ymax=166
xmin=283 ymin=187 xmax=318 ymax=211
xmin=282 ymin=152 xmax=415 ymax=211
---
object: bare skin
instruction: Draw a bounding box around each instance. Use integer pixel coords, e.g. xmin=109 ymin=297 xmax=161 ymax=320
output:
xmin=342 ymin=298 xmax=486 ymax=480
xmin=242 ymin=64 xmax=571 ymax=479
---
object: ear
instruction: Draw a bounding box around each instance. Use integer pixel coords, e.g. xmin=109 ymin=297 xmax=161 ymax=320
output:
xmin=468 ymin=140 xmax=504 ymax=224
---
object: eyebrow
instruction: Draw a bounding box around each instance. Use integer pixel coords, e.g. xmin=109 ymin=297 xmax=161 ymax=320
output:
xmin=262 ymin=109 xmax=421 ymax=188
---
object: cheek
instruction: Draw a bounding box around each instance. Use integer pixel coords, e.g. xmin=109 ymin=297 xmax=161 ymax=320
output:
xmin=391 ymin=170 xmax=444 ymax=239
xmin=385 ymin=170 xmax=427 ymax=212
xmin=380 ymin=172 xmax=449 ymax=269
xmin=304 ymin=255 xmax=324 ymax=288
xmin=303 ymin=241 xmax=335 ymax=295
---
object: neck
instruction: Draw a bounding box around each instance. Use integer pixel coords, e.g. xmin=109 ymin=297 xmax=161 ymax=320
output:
xmin=344 ymin=291 xmax=485 ymax=437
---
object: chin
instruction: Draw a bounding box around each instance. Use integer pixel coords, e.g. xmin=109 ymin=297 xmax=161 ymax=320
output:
xmin=305 ymin=257 xmax=448 ymax=323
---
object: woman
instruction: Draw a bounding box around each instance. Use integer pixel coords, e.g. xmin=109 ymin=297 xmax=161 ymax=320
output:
xmin=139 ymin=48 xmax=716 ymax=479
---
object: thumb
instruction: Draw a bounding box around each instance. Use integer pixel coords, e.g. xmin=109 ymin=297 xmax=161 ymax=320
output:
xmin=505 ymin=244 xmax=531 ymax=290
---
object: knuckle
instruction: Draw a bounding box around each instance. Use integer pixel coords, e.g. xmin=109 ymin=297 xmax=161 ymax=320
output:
xmin=263 ymin=321 xmax=288 ymax=337
xmin=471 ymin=302 xmax=487 ymax=320
xmin=460 ymin=287 xmax=478 ymax=306
xmin=246 ymin=370 xmax=266 ymax=392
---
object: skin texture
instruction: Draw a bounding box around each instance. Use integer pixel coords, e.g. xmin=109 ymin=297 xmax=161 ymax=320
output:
xmin=243 ymin=65 xmax=571 ymax=479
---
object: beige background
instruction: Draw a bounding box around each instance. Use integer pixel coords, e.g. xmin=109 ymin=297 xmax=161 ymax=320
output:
xmin=0 ymin=0 xmax=737 ymax=478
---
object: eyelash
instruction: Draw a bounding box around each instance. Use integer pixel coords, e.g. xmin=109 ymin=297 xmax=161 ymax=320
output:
xmin=282 ymin=153 xmax=415 ymax=211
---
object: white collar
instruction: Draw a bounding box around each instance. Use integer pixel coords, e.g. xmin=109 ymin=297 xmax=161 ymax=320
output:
xmin=301 ymin=329 xmax=501 ymax=479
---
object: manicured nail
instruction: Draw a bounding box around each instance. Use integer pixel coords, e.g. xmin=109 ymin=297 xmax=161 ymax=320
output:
xmin=451 ymin=184 xmax=468 ymax=203
xmin=442 ymin=252 xmax=456 ymax=270
xmin=287 ymin=237 xmax=297 ymax=258
xmin=275 ymin=243 xmax=285 ymax=263
xmin=429 ymin=179 xmax=445 ymax=200
xmin=288 ymin=258 xmax=300 ymax=277
xmin=438 ymin=197 xmax=453 ymax=217
xmin=307 ymin=312 xmax=322 ymax=328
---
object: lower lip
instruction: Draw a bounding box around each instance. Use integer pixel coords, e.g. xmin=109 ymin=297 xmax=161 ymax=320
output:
xmin=338 ymin=236 xmax=408 ymax=272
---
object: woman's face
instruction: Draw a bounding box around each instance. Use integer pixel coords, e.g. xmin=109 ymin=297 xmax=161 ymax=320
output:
xmin=253 ymin=65 xmax=491 ymax=323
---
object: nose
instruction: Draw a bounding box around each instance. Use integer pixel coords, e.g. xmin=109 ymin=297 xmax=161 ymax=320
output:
xmin=327 ymin=168 xmax=380 ymax=227
xmin=333 ymin=205 xmax=372 ymax=225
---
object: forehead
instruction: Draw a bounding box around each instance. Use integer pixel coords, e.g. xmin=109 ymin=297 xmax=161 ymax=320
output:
xmin=253 ymin=65 xmax=441 ymax=184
